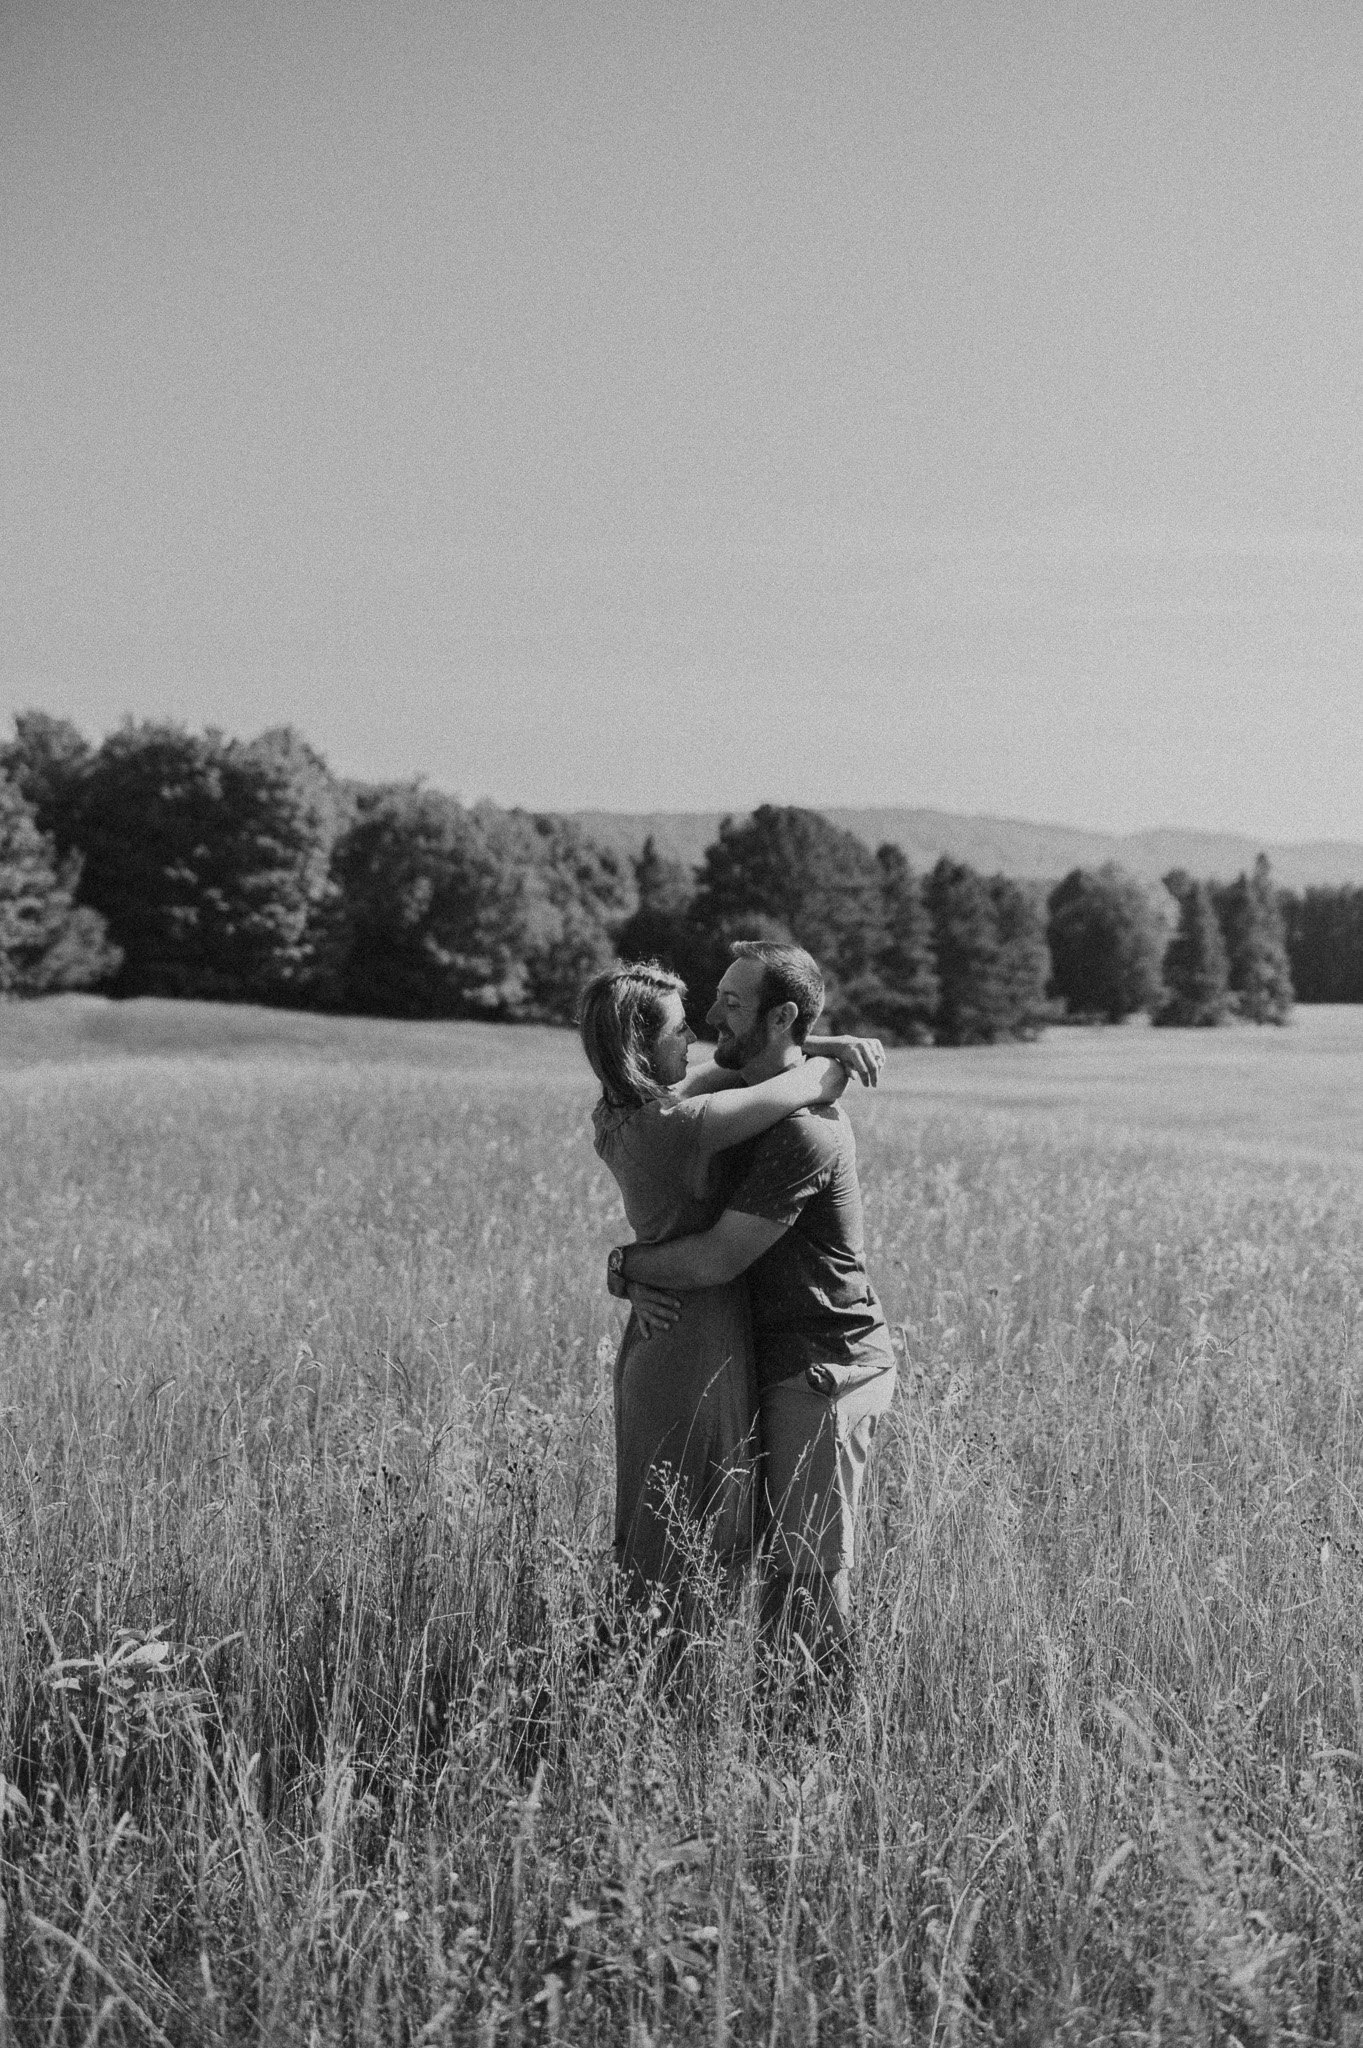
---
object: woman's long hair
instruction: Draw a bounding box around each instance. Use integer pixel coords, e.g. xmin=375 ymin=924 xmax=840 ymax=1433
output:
xmin=578 ymin=962 xmax=686 ymax=1111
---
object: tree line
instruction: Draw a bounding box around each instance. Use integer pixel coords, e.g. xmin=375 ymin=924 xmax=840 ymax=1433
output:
xmin=0 ymin=714 xmax=631 ymax=1020
xmin=617 ymin=816 xmax=1294 ymax=1037
xmin=0 ymin=709 xmax=1332 ymax=1040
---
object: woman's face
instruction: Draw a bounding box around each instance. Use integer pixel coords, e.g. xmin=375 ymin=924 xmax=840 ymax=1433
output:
xmin=648 ymin=990 xmax=694 ymax=1087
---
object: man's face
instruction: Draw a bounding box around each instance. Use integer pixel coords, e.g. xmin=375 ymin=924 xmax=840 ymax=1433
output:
xmin=707 ymin=957 xmax=773 ymax=1070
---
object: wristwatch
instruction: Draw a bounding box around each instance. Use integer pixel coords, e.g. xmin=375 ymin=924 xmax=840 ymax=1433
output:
xmin=607 ymin=1245 xmax=629 ymax=1299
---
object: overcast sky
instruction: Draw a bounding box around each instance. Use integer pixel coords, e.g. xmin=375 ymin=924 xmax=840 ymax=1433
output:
xmin=4 ymin=1 xmax=1362 ymax=837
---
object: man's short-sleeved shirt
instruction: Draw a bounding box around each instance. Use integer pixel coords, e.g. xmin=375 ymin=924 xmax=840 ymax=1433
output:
xmin=726 ymin=1103 xmax=891 ymax=1390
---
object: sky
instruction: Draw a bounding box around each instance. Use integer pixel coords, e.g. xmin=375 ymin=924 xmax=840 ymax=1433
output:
xmin=4 ymin=1 xmax=1362 ymax=839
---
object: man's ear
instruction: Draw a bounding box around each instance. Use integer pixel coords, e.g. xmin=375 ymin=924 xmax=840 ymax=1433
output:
xmin=767 ymin=999 xmax=800 ymax=1041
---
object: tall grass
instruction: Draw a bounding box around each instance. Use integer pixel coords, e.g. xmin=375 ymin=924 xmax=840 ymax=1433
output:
xmin=2 ymin=1012 xmax=1363 ymax=2040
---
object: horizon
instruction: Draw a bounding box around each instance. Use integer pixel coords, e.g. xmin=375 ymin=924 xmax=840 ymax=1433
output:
xmin=6 ymin=4 xmax=1362 ymax=839
xmin=10 ymin=696 xmax=1363 ymax=854
xmin=569 ymin=799 xmax=1363 ymax=853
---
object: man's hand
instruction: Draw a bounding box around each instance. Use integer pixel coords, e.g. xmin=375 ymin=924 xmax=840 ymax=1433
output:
xmin=817 ymin=1035 xmax=886 ymax=1087
xmin=626 ymin=1279 xmax=681 ymax=1339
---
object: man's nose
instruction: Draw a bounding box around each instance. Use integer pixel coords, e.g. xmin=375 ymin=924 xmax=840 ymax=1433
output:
xmin=706 ymin=1001 xmax=721 ymax=1028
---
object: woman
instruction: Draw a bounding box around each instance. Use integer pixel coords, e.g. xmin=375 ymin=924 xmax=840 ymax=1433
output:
xmin=579 ymin=960 xmax=880 ymax=1601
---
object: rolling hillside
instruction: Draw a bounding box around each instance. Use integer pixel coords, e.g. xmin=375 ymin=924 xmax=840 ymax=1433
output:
xmin=573 ymin=807 xmax=1363 ymax=892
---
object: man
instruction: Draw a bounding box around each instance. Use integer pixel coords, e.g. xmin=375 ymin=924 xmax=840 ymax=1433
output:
xmin=609 ymin=940 xmax=896 ymax=1661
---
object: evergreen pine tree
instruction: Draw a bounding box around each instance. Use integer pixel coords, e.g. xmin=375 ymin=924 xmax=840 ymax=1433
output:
xmin=850 ymin=843 xmax=938 ymax=1043
xmin=1281 ymin=886 xmax=1363 ymax=1003
xmin=1215 ymin=854 xmax=1294 ymax=1023
xmin=634 ymin=836 xmax=693 ymax=916
xmin=925 ymin=858 xmax=1007 ymax=1044
xmin=1156 ymin=878 xmax=1230 ymax=1026
xmin=989 ymin=875 xmax=1051 ymax=1037
xmin=614 ymin=836 xmax=699 ymax=980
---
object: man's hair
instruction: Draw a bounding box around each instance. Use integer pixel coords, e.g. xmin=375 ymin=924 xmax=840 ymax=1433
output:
xmin=730 ymin=939 xmax=825 ymax=1044
xmin=578 ymin=961 xmax=686 ymax=1110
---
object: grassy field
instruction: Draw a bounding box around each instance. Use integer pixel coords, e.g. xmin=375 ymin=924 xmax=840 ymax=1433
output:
xmin=2 ymin=998 xmax=1363 ymax=2043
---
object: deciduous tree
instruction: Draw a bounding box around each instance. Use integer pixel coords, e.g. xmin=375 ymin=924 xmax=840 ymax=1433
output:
xmin=0 ymin=771 xmax=120 ymax=994
xmin=76 ymin=723 xmax=342 ymax=1000
xmin=687 ymin=806 xmax=889 ymax=1028
xmin=1047 ymin=864 xmax=1165 ymax=1022
xmin=332 ymin=787 xmax=523 ymax=1017
xmin=484 ymin=808 xmax=632 ymax=1021
xmin=0 ymin=711 xmax=92 ymax=856
xmin=692 ymin=808 xmax=886 ymax=980
xmin=333 ymin=792 xmax=628 ymax=1023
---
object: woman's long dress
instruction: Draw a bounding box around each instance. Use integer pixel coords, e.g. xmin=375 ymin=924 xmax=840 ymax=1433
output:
xmin=593 ymin=1091 xmax=758 ymax=1598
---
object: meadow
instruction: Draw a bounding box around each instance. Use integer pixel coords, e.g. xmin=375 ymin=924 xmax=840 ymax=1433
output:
xmin=2 ymin=997 xmax=1363 ymax=2044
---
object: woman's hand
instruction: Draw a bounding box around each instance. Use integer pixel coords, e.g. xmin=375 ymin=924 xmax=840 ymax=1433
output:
xmin=627 ymin=1279 xmax=681 ymax=1339
xmin=808 ymin=1055 xmax=851 ymax=1105
xmin=815 ymin=1035 xmax=886 ymax=1087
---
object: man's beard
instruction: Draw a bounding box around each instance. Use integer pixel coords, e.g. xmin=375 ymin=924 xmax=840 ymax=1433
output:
xmin=713 ymin=1018 xmax=770 ymax=1071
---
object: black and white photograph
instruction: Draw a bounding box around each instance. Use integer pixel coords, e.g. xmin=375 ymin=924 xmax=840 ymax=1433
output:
xmin=3 ymin=3 xmax=1363 ymax=2039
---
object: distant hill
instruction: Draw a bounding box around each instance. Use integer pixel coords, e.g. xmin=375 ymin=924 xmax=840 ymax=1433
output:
xmin=572 ymin=808 xmax=1363 ymax=893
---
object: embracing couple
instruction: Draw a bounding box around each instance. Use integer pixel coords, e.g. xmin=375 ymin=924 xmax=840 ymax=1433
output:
xmin=579 ymin=939 xmax=896 ymax=1662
